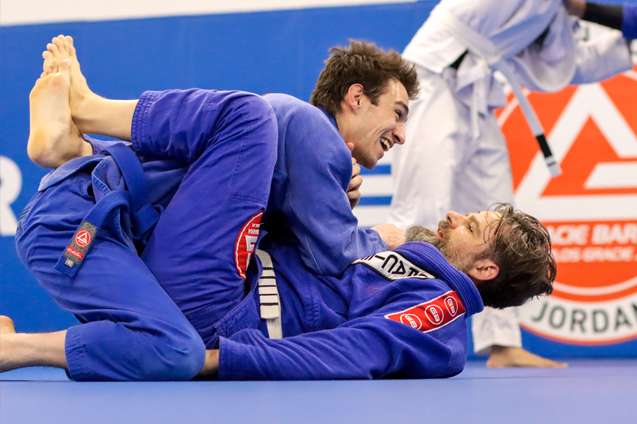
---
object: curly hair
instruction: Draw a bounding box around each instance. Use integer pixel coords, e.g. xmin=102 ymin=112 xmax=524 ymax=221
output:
xmin=309 ymin=40 xmax=419 ymax=115
xmin=405 ymin=204 xmax=556 ymax=309
xmin=475 ymin=204 xmax=556 ymax=309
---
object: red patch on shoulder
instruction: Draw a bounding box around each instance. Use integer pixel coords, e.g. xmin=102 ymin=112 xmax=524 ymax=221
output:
xmin=234 ymin=211 xmax=263 ymax=278
xmin=385 ymin=291 xmax=466 ymax=333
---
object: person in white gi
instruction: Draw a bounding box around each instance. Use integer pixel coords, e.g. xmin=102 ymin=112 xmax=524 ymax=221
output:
xmin=390 ymin=0 xmax=632 ymax=367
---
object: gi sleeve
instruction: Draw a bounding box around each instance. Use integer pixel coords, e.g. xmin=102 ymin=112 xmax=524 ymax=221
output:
xmin=570 ymin=24 xmax=632 ymax=84
xmin=217 ymin=285 xmax=468 ymax=380
xmin=623 ymin=4 xmax=637 ymax=39
xmin=282 ymin=104 xmax=387 ymax=275
xmin=582 ymin=3 xmax=624 ymax=31
xmin=130 ymin=89 xmax=276 ymax=164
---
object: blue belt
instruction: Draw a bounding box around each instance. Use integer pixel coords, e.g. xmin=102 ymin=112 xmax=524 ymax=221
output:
xmin=55 ymin=144 xmax=159 ymax=278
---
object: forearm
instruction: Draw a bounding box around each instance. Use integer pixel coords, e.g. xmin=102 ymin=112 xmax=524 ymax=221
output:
xmin=582 ymin=2 xmax=624 ymax=31
xmin=198 ymin=349 xmax=219 ymax=378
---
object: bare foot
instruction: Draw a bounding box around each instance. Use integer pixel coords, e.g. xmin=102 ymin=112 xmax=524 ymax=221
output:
xmin=486 ymin=346 xmax=568 ymax=368
xmin=49 ymin=34 xmax=101 ymax=133
xmin=28 ymin=62 xmax=88 ymax=167
xmin=0 ymin=316 xmax=16 ymax=372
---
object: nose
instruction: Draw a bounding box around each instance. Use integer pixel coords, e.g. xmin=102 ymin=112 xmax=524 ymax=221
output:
xmin=446 ymin=210 xmax=465 ymax=228
xmin=393 ymin=122 xmax=406 ymax=145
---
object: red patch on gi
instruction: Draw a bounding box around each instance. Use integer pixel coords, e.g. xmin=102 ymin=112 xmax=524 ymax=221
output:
xmin=385 ymin=291 xmax=466 ymax=333
xmin=234 ymin=211 xmax=263 ymax=278
xmin=74 ymin=229 xmax=92 ymax=248
xmin=66 ymin=246 xmax=84 ymax=260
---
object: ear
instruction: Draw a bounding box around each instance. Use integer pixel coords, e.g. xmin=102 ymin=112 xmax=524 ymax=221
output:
xmin=466 ymin=258 xmax=500 ymax=282
xmin=342 ymin=83 xmax=364 ymax=112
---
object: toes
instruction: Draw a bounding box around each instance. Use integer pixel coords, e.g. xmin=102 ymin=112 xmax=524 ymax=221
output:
xmin=53 ymin=34 xmax=68 ymax=55
xmin=47 ymin=41 xmax=61 ymax=61
xmin=65 ymin=35 xmax=77 ymax=56
xmin=0 ymin=316 xmax=15 ymax=334
xmin=42 ymin=51 xmax=54 ymax=74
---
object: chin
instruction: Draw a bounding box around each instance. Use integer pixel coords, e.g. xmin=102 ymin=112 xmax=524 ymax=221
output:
xmin=359 ymin=157 xmax=376 ymax=169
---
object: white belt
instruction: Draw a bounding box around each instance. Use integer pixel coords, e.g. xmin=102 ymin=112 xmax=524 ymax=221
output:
xmin=254 ymin=249 xmax=282 ymax=339
xmin=437 ymin=8 xmax=561 ymax=177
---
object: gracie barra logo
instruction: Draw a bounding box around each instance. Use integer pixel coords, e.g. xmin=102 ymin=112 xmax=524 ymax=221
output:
xmin=500 ymin=65 xmax=637 ymax=345
xmin=386 ymin=291 xmax=466 ymax=333
xmin=353 ymin=251 xmax=435 ymax=281
xmin=234 ymin=211 xmax=263 ymax=279
xmin=74 ymin=229 xmax=92 ymax=248
xmin=62 ymin=221 xmax=97 ymax=268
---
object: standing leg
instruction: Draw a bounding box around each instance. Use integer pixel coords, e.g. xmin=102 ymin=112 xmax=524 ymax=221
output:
xmin=390 ymin=68 xmax=472 ymax=229
xmin=464 ymin=114 xmax=566 ymax=368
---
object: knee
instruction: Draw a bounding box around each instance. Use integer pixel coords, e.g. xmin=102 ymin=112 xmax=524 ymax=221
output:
xmin=141 ymin=325 xmax=206 ymax=380
xmin=229 ymin=92 xmax=277 ymax=135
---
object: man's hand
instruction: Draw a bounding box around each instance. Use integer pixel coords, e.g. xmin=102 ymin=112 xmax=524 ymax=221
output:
xmin=348 ymin=158 xmax=363 ymax=208
xmin=372 ymin=223 xmax=406 ymax=250
xmin=563 ymin=0 xmax=586 ymax=17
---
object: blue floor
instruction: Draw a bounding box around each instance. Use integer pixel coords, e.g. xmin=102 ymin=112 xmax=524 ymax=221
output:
xmin=1 ymin=360 xmax=635 ymax=424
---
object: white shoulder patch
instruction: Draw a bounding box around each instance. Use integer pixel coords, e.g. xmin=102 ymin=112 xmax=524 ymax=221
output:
xmin=353 ymin=251 xmax=435 ymax=281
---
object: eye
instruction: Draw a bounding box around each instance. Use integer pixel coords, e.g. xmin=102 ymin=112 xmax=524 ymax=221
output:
xmin=395 ymin=110 xmax=405 ymax=121
xmin=466 ymin=222 xmax=474 ymax=233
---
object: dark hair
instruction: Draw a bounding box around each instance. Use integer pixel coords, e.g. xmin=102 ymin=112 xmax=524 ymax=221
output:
xmin=476 ymin=204 xmax=556 ymax=309
xmin=309 ymin=40 xmax=419 ymax=115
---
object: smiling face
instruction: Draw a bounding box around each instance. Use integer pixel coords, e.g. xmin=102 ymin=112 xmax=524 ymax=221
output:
xmin=340 ymin=79 xmax=409 ymax=168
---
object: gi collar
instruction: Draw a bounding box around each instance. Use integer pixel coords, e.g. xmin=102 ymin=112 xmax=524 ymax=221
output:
xmin=395 ymin=242 xmax=484 ymax=316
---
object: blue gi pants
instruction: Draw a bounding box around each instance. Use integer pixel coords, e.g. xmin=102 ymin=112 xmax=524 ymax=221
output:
xmin=15 ymin=90 xmax=277 ymax=380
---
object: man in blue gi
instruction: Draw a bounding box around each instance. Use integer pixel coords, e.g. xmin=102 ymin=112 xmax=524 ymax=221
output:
xmin=0 ymin=37 xmax=554 ymax=380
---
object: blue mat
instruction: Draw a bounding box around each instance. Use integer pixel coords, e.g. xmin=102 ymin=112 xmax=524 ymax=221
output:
xmin=1 ymin=360 xmax=634 ymax=424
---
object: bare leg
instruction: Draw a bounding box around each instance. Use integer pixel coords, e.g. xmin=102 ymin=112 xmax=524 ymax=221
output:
xmin=28 ymin=56 xmax=91 ymax=168
xmin=0 ymin=316 xmax=68 ymax=372
xmin=487 ymin=346 xmax=568 ymax=368
xmin=49 ymin=35 xmax=137 ymax=140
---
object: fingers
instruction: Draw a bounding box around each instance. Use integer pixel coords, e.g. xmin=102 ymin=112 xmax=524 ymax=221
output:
xmin=351 ymin=157 xmax=360 ymax=176
xmin=347 ymin=188 xmax=361 ymax=209
xmin=348 ymin=174 xmax=363 ymax=192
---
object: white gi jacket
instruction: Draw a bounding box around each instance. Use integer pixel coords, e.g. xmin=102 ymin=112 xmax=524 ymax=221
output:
xmin=390 ymin=0 xmax=632 ymax=353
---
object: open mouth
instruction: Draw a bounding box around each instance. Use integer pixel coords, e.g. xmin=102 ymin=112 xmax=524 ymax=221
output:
xmin=379 ymin=136 xmax=393 ymax=152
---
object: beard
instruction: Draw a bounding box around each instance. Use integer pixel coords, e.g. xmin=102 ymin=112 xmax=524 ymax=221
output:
xmin=405 ymin=223 xmax=475 ymax=274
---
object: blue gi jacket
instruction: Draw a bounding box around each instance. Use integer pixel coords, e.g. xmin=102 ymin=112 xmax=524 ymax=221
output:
xmin=261 ymin=94 xmax=386 ymax=275
xmin=217 ymin=242 xmax=484 ymax=380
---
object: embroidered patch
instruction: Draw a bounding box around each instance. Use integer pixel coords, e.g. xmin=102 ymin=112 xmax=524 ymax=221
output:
xmin=353 ymin=251 xmax=435 ymax=281
xmin=62 ymin=221 xmax=97 ymax=269
xmin=234 ymin=211 xmax=263 ymax=278
xmin=385 ymin=291 xmax=466 ymax=333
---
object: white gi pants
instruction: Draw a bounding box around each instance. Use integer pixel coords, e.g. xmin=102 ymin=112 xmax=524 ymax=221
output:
xmin=390 ymin=66 xmax=522 ymax=354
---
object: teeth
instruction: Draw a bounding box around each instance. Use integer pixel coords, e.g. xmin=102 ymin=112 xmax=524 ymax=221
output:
xmin=380 ymin=138 xmax=391 ymax=152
